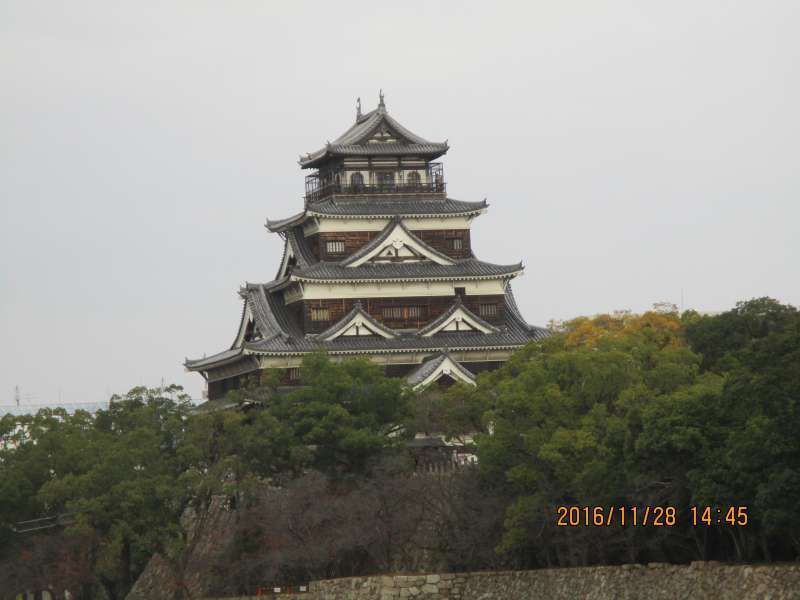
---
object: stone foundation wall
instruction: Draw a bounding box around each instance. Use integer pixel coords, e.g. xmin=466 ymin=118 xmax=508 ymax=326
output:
xmin=127 ymin=497 xmax=239 ymax=600
xmin=201 ymin=562 xmax=800 ymax=600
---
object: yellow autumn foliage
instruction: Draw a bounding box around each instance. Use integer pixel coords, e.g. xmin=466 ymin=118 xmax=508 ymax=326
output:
xmin=563 ymin=310 xmax=683 ymax=350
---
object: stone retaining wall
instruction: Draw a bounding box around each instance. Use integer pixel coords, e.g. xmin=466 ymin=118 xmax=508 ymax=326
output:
xmin=201 ymin=562 xmax=800 ymax=600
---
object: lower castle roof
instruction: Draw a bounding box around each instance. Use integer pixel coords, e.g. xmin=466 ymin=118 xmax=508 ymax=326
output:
xmin=290 ymin=258 xmax=522 ymax=283
xmin=185 ymin=285 xmax=549 ymax=371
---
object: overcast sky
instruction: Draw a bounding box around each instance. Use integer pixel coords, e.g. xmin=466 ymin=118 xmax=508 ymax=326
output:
xmin=1 ymin=1 xmax=798 ymax=406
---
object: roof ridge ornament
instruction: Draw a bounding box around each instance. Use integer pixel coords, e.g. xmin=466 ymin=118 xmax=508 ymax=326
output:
xmin=356 ymin=97 xmax=362 ymax=120
xmin=378 ymin=89 xmax=385 ymax=112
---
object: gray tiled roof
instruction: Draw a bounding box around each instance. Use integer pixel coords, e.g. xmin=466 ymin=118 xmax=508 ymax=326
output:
xmin=266 ymin=198 xmax=488 ymax=232
xmin=185 ymin=347 xmax=245 ymax=369
xmin=313 ymin=143 xmax=448 ymax=159
xmin=504 ymin=284 xmax=551 ymax=340
xmin=291 ymin=258 xmax=523 ymax=283
xmin=245 ymin=284 xmax=291 ymax=342
xmin=309 ymin=197 xmax=488 ymax=219
xmin=274 ymin=227 xmax=316 ymax=279
xmin=405 ymin=352 xmax=476 ymax=387
xmin=286 ymin=226 xmax=317 ymax=267
xmin=336 ymin=107 xmax=433 ymax=146
xmin=245 ymin=326 xmax=535 ymax=355
xmin=339 ymin=218 xmax=455 ymax=267
xmin=266 ymin=211 xmax=305 ymax=232
xmin=299 ymin=104 xmax=448 ymax=168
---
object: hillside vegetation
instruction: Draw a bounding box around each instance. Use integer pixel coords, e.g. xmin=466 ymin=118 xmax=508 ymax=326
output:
xmin=1 ymin=298 xmax=798 ymax=599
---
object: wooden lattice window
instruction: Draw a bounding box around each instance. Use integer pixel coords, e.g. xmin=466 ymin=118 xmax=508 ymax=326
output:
xmin=407 ymin=306 xmax=424 ymax=319
xmin=382 ymin=306 xmax=403 ymax=320
xmin=479 ymin=304 xmax=498 ymax=318
xmin=326 ymin=240 xmax=345 ymax=255
xmin=310 ymin=307 xmax=330 ymax=321
xmin=451 ymin=238 xmax=463 ymax=250
xmin=382 ymin=306 xmax=425 ymax=320
xmin=407 ymin=171 xmax=421 ymax=186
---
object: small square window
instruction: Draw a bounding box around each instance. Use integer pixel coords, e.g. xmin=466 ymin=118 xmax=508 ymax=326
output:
xmin=452 ymin=238 xmax=463 ymax=250
xmin=326 ymin=240 xmax=345 ymax=255
xmin=310 ymin=307 xmax=330 ymax=321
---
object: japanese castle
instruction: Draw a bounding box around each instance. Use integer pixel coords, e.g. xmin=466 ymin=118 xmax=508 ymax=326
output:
xmin=186 ymin=93 xmax=548 ymax=399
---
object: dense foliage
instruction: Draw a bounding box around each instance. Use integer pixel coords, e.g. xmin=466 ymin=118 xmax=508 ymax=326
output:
xmin=0 ymin=357 xmax=411 ymax=599
xmin=474 ymin=298 xmax=800 ymax=566
xmin=1 ymin=298 xmax=798 ymax=598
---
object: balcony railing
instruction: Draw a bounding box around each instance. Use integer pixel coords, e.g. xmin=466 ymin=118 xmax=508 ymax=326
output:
xmin=305 ymin=163 xmax=445 ymax=204
xmin=305 ymin=181 xmax=445 ymax=203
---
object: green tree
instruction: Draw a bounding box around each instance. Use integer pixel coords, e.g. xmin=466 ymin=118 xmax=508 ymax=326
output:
xmin=269 ymin=352 xmax=411 ymax=474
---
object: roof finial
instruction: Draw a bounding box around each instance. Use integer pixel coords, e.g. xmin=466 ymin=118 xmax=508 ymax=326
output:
xmin=378 ymin=89 xmax=385 ymax=110
xmin=356 ymin=97 xmax=362 ymax=120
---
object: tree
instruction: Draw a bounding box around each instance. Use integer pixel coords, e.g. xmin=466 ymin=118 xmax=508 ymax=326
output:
xmin=1 ymin=386 xmax=195 ymax=600
xmin=271 ymin=352 xmax=412 ymax=474
xmin=479 ymin=311 xmax=719 ymax=566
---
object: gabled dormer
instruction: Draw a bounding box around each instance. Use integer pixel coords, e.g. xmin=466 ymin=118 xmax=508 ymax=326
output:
xmin=417 ymin=297 xmax=501 ymax=337
xmin=405 ymin=352 xmax=477 ymax=389
xmin=341 ymin=219 xmax=454 ymax=267
xmin=315 ymin=302 xmax=398 ymax=341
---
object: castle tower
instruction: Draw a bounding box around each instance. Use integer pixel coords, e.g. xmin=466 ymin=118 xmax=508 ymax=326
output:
xmin=186 ymin=94 xmax=547 ymax=399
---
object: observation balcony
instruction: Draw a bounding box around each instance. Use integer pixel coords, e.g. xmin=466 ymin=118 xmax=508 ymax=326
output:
xmin=305 ymin=163 xmax=445 ymax=204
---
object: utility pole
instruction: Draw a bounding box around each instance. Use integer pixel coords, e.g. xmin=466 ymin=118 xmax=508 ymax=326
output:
xmin=15 ymin=385 xmax=20 ymax=408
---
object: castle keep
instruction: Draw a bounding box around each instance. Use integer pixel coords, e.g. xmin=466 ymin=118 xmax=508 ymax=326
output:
xmin=186 ymin=94 xmax=547 ymax=399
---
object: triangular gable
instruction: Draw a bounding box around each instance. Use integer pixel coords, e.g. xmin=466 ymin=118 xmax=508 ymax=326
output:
xmin=418 ymin=301 xmax=500 ymax=337
xmin=344 ymin=220 xmax=454 ymax=267
xmin=318 ymin=303 xmax=397 ymax=341
xmin=326 ymin=316 xmax=391 ymax=340
xmin=366 ymin=119 xmax=404 ymax=144
xmin=336 ymin=105 xmax=435 ymax=147
xmin=407 ymin=354 xmax=477 ymax=390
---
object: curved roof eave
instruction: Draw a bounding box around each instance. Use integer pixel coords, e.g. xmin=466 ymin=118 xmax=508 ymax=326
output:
xmin=266 ymin=211 xmax=307 ymax=232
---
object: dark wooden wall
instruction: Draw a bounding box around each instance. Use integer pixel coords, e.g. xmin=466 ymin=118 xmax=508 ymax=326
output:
xmin=413 ymin=229 xmax=472 ymax=259
xmin=208 ymin=373 xmax=248 ymax=401
xmin=314 ymin=231 xmax=378 ymax=260
xmin=308 ymin=229 xmax=471 ymax=261
xmin=300 ymin=294 xmax=505 ymax=334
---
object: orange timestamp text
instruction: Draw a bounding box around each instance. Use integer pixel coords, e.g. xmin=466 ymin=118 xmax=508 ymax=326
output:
xmin=556 ymin=506 xmax=748 ymax=527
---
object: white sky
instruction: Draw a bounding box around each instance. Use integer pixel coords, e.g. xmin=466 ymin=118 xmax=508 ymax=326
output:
xmin=1 ymin=1 xmax=798 ymax=405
